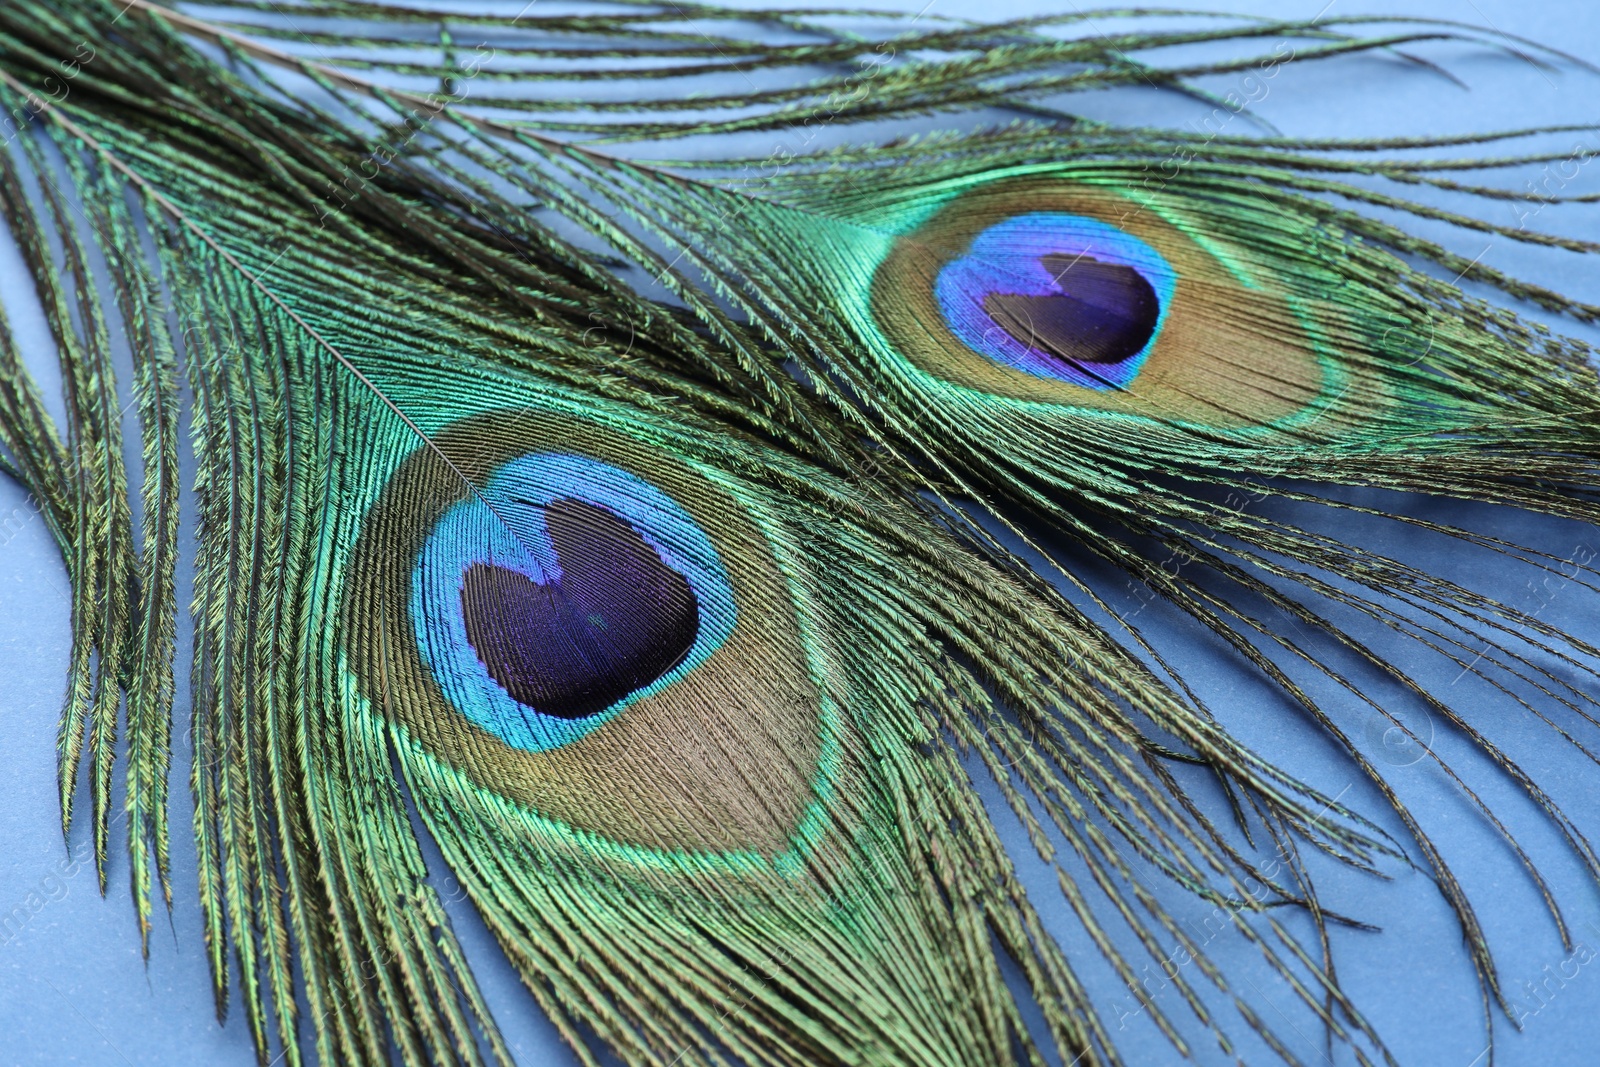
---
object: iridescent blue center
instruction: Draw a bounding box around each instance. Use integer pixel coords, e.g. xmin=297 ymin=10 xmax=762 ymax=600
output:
xmin=934 ymin=213 xmax=1177 ymax=389
xmin=410 ymin=453 xmax=737 ymax=752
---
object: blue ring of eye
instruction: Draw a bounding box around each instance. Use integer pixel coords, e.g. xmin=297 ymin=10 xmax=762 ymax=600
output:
xmin=934 ymin=213 xmax=1177 ymax=389
xmin=409 ymin=452 xmax=737 ymax=752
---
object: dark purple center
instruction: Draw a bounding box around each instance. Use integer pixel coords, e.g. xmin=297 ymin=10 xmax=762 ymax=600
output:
xmin=982 ymin=255 xmax=1160 ymax=377
xmin=460 ymin=499 xmax=699 ymax=719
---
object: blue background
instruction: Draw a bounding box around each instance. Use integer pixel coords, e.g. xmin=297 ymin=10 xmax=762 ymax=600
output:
xmin=1 ymin=1 xmax=1599 ymax=1064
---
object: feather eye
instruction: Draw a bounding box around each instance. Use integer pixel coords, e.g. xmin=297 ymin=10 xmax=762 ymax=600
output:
xmin=345 ymin=411 xmax=825 ymax=855
xmin=869 ymin=177 xmax=1325 ymax=425
xmin=397 ymin=448 xmax=736 ymax=745
xmin=926 ymin=210 xmax=1175 ymax=389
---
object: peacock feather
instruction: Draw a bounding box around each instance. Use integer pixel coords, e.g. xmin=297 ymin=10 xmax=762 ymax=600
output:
xmin=0 ymin=1 xmax=1597 ymax=1064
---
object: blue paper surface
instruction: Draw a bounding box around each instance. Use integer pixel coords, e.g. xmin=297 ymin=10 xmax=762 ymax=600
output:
xmin=0 ymin=1 xmax=1598 ymax=1064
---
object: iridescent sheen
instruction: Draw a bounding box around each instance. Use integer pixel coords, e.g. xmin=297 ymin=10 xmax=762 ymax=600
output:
xmin=934 ymin=213 xmax=1177 ymax=389
xmin=409 ymin=452 xmax=737 ymax=751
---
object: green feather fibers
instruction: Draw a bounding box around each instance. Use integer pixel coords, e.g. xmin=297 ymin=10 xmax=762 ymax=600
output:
xmin=0 ymin=2 xmax=1596 ymax=1065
